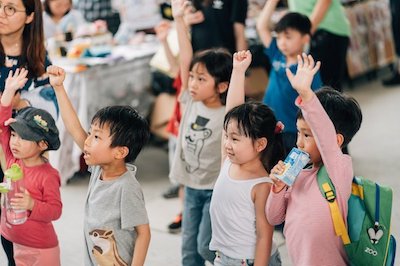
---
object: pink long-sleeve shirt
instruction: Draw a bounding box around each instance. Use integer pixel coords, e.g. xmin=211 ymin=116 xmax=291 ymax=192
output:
xmin=0 ymin=104 xmax=62 ymax=248
xmin=266 ymin=95 xmax=353 ymax=266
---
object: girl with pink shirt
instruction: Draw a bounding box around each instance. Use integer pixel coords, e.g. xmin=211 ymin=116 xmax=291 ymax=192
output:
xmin=0 ymin=69 xmax=62 ymax=266
xmin=266 ymin=53 xmax=362 ymax=266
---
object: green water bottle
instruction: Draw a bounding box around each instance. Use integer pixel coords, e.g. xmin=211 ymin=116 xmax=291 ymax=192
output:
xmin=5 ymin=163 xmax=27 ymax=225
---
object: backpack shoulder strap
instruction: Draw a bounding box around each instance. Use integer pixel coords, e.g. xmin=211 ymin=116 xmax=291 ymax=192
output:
xmin=317 ymin=165 xmax=350 ymax=245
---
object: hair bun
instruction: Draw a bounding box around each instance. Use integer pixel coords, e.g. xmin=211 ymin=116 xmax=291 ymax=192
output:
xmin=274 ymin=121 xmax=285 ymax=134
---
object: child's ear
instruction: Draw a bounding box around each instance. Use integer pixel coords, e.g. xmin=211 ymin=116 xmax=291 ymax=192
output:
xmin=38 ymin=140 xmax=48 ymax=151
xmin=336 ymin=133 xmax=344 ymax=148
xmin=256 ymin=137 xmax=268 ymax=153
xmin=302 ymin=34 xmax=311 ymax=46
xmin=114 ymin=146 xmax=129 ymax=160
xmin=217 ymin=82 xmax=229 ymax=94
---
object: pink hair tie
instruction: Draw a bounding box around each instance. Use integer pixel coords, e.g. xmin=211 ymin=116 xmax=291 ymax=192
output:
xmin=274 ymin=121 xmax=285 ymax=134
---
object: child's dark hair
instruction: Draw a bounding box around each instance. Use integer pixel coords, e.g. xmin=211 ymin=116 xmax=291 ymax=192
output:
xmin=91 ymin=106 xmax=150 ymax=163
xmin=275 ymin=12 xmax=311 ymax=35
xmin=190 ymin=48 xmax=232 ymax=105
xmin=43 ymin=0 xmax=72 ymax=16
xmin=297 ymin=87 xmax=362 ymax=147
xmin=224 ymin=102 xmax=285 ymax=172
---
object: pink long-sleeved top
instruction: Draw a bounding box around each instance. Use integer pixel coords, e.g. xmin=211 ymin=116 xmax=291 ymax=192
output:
xmin=266 ymin=95 xmax=352 ymax=266
xmin=0 ymin=104 xmax=62 ymax=248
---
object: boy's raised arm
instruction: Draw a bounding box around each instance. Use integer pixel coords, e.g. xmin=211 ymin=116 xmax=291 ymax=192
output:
xmin=256 ymin=0 xmax=280 ymax=48
xmin=47 ymin=66 xmax=87 ymax=151
xmin=172 ymin=0 xmax=193 ymax=91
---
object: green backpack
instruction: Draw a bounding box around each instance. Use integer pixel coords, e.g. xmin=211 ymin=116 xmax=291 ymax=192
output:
xmin=317 ymin=166 xmax=396 ymax=266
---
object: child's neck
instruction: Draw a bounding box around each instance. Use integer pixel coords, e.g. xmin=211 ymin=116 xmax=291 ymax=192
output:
xmin=22 ymin=155 xmax=46 ymax=167
xmin=100 ymin=160 xmax=128 ymax=181
xmin=230 ymin=159 xmax=268 ymax=180
xmin=286 ymin=55 xmax=299 ymax=65
xmin=201 ymin=96 xmax=223 ymax=108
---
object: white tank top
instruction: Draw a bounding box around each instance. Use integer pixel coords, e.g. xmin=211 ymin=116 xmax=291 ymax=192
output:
xmin=209 ymin=159 xmax=278 ymax=259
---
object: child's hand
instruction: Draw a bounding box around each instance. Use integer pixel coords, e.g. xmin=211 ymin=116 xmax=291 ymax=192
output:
xmin=270 ymin=160 xmax=287 ymax=193
xmin=171 ymin=0 xmax=189 ymax=18
xmin=155 ymin=20 xmax=171 ymax=42
xmin=5 ymin=68 xmax=28 ymax=93
xmin=286 ymin=53 xmax=321 ymax=102
xmin=233 ymin=50 xmax=252 ymax=73
xmin=10 ymin=189 xmax=34 ymax=211
xmin=47 ymin=65 xmax=66 ymax=88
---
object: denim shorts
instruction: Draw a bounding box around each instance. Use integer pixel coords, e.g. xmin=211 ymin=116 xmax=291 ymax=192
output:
xmin=214 ymin=250 xmax=281 ymax=266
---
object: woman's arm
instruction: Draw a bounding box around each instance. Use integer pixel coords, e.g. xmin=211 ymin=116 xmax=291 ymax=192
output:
xmin=253 ymin=183 xmax=273 ymax=266
xmin=234 ymin=22 xmax=248 ymax=51
xmin=131 ymin=224 xmax=151 ymax=266
xmin=309 ymin=0 xmax=332 ymax=34
xmin=47 ymin=65 xmax=87 ymax=150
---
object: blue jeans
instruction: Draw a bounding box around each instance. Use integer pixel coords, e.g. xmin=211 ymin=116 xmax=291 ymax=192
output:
xmin=182 ymin=187 xmax=215 ymax=266
xmin=214 ymin=250 xmax=282 ymax=266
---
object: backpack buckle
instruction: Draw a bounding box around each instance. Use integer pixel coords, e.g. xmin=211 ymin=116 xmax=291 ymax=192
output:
xmin=324 ymin=190 xmax=336 ymax=202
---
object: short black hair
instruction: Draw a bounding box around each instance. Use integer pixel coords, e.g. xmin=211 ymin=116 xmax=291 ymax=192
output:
xmin=297 ymin=87 xmax=362 ymax=147
xmin=91 ymin=106 xmax=150 ymax=163
xmin=190 ymin=48 xmax=232 ymax=105
xmin=275 ymin=12 xmax=311 ymax=35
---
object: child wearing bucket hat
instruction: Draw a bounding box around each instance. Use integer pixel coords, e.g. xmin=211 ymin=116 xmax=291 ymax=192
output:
xmin=0 ymin=69 xmax=62 ymax=266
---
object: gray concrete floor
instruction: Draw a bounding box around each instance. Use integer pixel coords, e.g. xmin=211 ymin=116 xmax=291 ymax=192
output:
xmin=0 ymin=78 xmax=399 ymax=265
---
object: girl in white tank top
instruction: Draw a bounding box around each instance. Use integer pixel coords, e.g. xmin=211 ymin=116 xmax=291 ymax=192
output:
xmin=209 ymin=50 xmax=285 ymax=265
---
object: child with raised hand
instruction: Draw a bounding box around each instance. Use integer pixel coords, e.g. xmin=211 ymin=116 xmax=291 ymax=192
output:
xmin=209 ymin=50 xmax=284 ymax=266
xmin=170 ymin=0 xmax=233 ymax=264
xmin=256 ymin=0 xmax=322 ymax=154
xmin=47 ymin=65 xmax=151 ymax=266
xmin=0 ymin=68 xmax=62 ymax=265
xmin=266 ymin=53 xmax=362 ymax=266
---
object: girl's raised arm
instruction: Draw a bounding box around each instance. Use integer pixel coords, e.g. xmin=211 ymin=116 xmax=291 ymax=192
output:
xmin=221 ymin=50 xmax=252 ymax=162
xmin=225 ymin=50 xmax=252 ymax=113
xmin=171 ymin=0 xmax=193 ymax=91
xmin=1 ymin=69 xmax=28 ymax=107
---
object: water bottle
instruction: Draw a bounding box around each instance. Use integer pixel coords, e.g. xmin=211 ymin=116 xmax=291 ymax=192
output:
xmin=5 ymin=163 xmax=27 ymax=225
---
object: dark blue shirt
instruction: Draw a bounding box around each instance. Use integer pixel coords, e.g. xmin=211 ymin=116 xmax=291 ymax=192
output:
xmin=0 ymin=54 xmax=58 ymax=116
xmin=0 ymin=54 xmax=52 ymax=93
xmin=262 ymin=38 xmax=322 ymax=133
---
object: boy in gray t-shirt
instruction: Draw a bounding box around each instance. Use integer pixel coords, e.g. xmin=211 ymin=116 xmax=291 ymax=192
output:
xmin=47 ymin=65 xmax=151 ymax=266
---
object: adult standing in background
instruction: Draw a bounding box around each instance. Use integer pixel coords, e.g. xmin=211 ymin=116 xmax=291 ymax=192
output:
xmin=187 ymin=0 xmax=248 ymax=54
xmin=288 ymin=0 xmax=350 ymax=91
xmin=75 ymin=0 xmax=120 ymax=35
xmin=382 ymin=0 xmax=400 ymax=86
